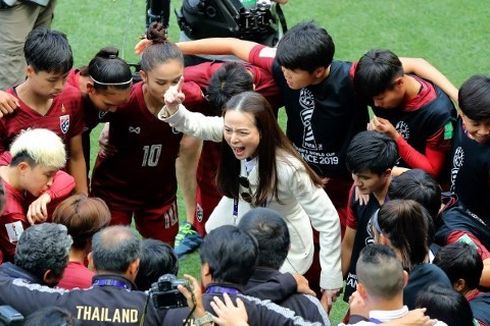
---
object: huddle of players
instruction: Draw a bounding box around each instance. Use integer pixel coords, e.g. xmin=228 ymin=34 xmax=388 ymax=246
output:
xmin=0 ymin=17 xmax=489 ymax=324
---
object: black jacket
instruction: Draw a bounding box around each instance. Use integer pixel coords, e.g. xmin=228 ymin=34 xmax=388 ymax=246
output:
xmin=163 ymin=282 xmax=326 ymax=326
xmin=0 ymin=263 xmax=164 ymax=325
xmin=245 ymin=268 xmax=329 ymax=324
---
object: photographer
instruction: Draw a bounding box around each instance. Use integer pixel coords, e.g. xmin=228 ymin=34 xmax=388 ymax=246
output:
xmin=0 ymin=225 xmax=210 ymax=325
xmin=0 ymin=225 xmax=161 ymax=325
xmin=162 ymin=225 xmax=324 ymax=325
xmin=0 ymin=223 xmax=72 ymax=288
xmin=135 ymin=239 xmax=179 ymax=291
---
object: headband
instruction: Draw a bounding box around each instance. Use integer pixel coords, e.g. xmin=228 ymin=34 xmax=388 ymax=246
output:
xmin=90 ymin=75 xmax=133 ymax=86
xmin=371 ymin=208 xmax=382 ymax=234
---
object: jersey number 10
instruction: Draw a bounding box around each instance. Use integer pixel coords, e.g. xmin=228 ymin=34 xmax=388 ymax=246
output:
xmin=142 ymin=144 xmax=162 ymax=167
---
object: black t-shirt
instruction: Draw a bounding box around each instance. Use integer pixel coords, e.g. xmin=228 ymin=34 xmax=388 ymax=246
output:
xmin=373 ymin=80 xmax=455 ymax=168
xmin=450 ymin=118 xmax=490 ymax=223
xmin=272 ymin=60 xmax=368 ymax=178
xmin=245 ymin=268 xmax=329 ymax=324
xmin=435 ymin=202 xmax=490 ymax=250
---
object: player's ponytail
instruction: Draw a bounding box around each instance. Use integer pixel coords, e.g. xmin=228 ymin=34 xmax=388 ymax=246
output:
xmin=146 ymin=22 xmax=168 ymax=44
xmin=141 ymin=22 xmax=183 ymax=72
xmin=95 ymin=47 xmax=121 ymax=60
xmin=80 ymin=47 xmax=132 ymax=90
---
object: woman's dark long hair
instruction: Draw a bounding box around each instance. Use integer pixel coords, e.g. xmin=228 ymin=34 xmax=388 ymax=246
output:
xmin=216 ymin=91 xmax=323 ymax=206
xmin=378 ymin=199 xmax=430 ymax=271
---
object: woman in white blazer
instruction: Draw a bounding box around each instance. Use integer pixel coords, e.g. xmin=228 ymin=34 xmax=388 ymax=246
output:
xmin=159 ymin=84 xmax=342 ymax=310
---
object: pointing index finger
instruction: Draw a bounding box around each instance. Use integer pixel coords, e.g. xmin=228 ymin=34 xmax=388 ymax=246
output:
xmin=176 ymin=76 xmax=184 ymax=92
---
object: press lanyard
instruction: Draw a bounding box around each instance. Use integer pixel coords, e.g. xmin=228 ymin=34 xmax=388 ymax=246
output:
xmin=368 ymin=318 xmax=383 ymax=324
xmin=93 ymin=279 xmax=130 ymax=290
xmin=233 ymin=197 xmax=239 ymax=225
xmin=206 ymin=286 xmax=241 ymax=296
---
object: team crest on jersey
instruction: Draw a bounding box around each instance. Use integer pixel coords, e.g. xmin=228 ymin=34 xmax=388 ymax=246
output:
xmin=453 ymin=146 xmax=465 ymax=168
xmin=196 ymin=204 xmax=204 ymax=222
xmin=59 ymin=115 xmax=70 ymax=134
xmin=298 ymin=88 xmax=319 ymax=150
xmin=98 ymin=111 xmax=108 ymax=120
xmin=395 ymin=121 xmax=410 ymax=139
xmin=450 ymin=146 xmax=464 ymax=191
xmin=365 ymin=213 xmax=377 ymax=246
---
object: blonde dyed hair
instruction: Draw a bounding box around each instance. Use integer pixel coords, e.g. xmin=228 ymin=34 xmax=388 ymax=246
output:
xmin=10 ymin=128 xmax=66 ymax=169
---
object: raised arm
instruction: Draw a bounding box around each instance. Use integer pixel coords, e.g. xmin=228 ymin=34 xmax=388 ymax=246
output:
xmin=176 ymin=38 xmax=259 ymax=62
xmin=400 ymin=57 xmax=458 ymax=102
xmin=160 ymin=104 xmax=224 ymax=142
xmin=369 ymin=117 xmax=451 ymax=178
xmin=159 ymin=78 xmax=224 ymax=142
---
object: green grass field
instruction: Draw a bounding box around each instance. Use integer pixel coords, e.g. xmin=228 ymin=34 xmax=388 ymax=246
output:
xmin=52 ymin=1 xmax=489 ymax=324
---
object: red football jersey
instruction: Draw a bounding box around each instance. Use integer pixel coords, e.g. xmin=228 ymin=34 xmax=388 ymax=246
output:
xmin=0 ymin=179 xmax=28 ymax=263
xmin=91 ymin=82 xmax=183 ymax=210
xmin=66 ymin=69 xmax=109 ymax=132
xmin=1 ymin=84 xmax=85 ymax=153
xmin=66 ymin=68 xmax=79 ymax=89
xmin=183 ymin=61 xmax=281 ymax=112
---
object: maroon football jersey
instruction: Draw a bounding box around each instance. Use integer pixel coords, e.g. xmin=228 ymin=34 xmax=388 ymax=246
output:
xmin=183 ymin=61 xmax=281 ymax=112
xmin=0 ymin=179 xmax=28 ymax=263
xmin=91 ymin=82 xmax=183 ymax=209
xmin=1 ymin=84 xmax=85 ymax=153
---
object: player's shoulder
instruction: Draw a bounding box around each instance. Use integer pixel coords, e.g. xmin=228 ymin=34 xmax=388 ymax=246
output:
xmin=1 ymin=181 xmax=25 ymax=214
xmin=256 ymin=45 xmax=276 ymax=59
xmin=59 ymin=83 xmax=82 ymax=99
xmin=330 ymin=60 xmax=355 ymax=78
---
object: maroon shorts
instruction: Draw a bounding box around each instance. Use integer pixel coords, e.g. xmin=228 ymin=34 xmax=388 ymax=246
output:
xmin=109 ymin=200 xmax=179 ymax=245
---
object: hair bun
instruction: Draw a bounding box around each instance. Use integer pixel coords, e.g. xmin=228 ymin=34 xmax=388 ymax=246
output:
xmin=96 ymin=47 xmax=120 ymax=59
xmin=146 ymin=22 xmax=168 ymax=44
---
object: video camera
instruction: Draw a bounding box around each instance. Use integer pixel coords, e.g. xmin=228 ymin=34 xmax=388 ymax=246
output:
xmin=149 ymin=274 xmax=190 ymax=309
xmin=176 ymin=0 xmax=286 ymax=46
xmin=0 ymin=306 xmax=23 ymax=326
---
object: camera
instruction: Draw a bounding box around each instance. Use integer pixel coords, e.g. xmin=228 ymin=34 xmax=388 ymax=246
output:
xmin=0 ymin=306 xmax=23 ymax=326
xmin=177 ymin=0 xmax=284 ymax=46
xmin=150 ymin=274 xmax=190 ymax=309
xmin=255 ymin=0 xmax=273 ymax=10
xmin=237 ymin=0 xmax=277 ymax=44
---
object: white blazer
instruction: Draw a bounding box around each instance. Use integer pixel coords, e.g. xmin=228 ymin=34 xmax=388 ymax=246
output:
xmin=159 ymin=105 xmax=342 ymax=290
